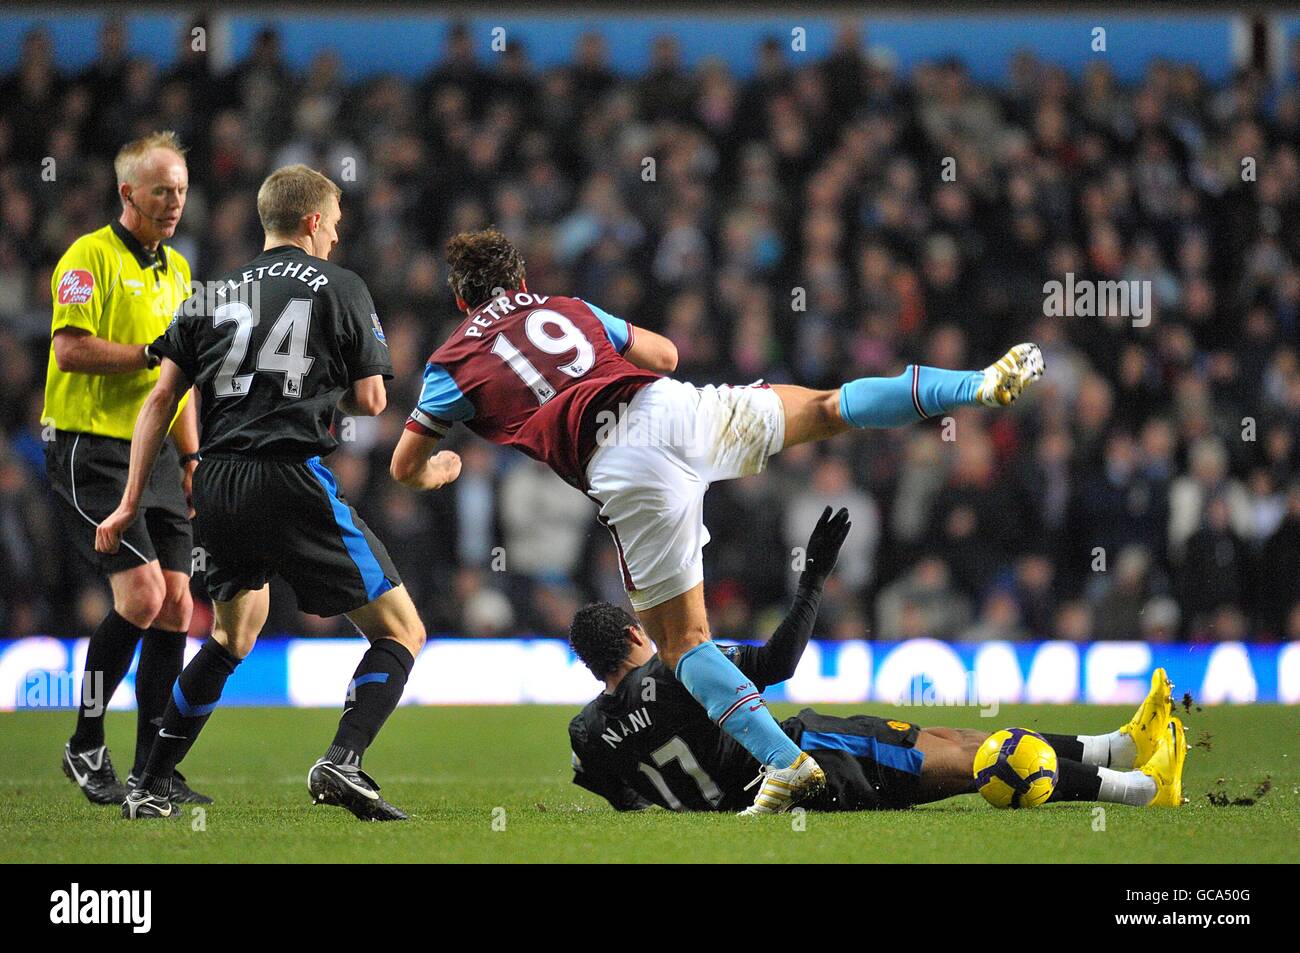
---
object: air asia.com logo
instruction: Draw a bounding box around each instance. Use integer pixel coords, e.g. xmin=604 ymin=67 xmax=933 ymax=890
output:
xmin=57 ymin=270 xmax=95 ymax=305
xmin=49 ymin=883 xmax=151 ymax=933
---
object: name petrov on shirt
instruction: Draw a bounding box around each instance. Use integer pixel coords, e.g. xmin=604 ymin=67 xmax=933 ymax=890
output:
xmin=463 ymin=291 xmax=551 ymax=338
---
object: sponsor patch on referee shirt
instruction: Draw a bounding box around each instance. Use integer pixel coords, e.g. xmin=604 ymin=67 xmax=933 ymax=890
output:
xmin=57 ymin=269 xmax=94 ymax=305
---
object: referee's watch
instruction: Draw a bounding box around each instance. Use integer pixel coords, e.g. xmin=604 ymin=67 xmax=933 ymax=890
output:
xmin=143 ymin=343 xmax=161 ymax=370
xmin=179 ymin=452 xmax=200 ymax=466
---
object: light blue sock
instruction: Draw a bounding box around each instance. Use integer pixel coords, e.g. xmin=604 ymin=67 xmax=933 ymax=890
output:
xmin=675 ymin=642 xmax=802 ymax=768
xmin=838 ymin=365 xmax=983 ymax=427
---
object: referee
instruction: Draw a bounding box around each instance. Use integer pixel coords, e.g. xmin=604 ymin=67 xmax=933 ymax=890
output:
xmin=43 ymin=131 xmax=208 ymax=806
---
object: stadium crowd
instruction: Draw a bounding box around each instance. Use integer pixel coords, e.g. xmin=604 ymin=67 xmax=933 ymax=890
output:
xmin=1 ymin=19 xmax=1299 ymax=643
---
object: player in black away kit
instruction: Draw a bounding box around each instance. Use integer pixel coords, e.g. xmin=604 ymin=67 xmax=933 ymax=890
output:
xmin=97 ymin=165 xmax=426 ymax=821
xmin=568 ymin=508 xmax=1188 ymax=814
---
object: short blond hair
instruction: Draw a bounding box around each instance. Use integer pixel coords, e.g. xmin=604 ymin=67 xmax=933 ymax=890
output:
xmin=257 ymin=165 xmax=342 ymax=237
xmin=114 ymin=131 xmax=187 ymax=187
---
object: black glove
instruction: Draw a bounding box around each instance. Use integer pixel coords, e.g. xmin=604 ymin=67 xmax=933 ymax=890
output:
xmin=799 ymin=506 xmax=851 ymax=587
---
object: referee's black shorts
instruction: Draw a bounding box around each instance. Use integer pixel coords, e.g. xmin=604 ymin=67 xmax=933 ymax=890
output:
xmin=45 ymin=429 xmax=193 ymax=576
xmin=781 ymin=708 xmax=926 ymax=810
xmin=192 ymin=454 xmax=401 ymax=617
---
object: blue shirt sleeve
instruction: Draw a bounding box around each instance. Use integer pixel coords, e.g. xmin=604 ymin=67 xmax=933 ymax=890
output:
xmin=408 ymin=362 xmax=475 ymax=436
xmin=582 ymin=300 xmax=633 ymax=354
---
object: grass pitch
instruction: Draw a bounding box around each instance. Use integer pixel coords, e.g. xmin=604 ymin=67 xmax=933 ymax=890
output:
xmin=1 ymin=703 xmax=1295 ymax=863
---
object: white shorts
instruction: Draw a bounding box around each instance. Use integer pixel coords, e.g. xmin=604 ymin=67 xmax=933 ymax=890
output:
xmin=585 ymin=378 xmax=786 ymax=611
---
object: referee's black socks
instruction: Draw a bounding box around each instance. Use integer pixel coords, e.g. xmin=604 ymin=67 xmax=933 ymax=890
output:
xmin=70 ymin=610 xmax=144 ymax=752
xmin=324 ymin=638 xmax=415 ymax=766
xmin=140 ymin=638 xmax=242 ymax=794
xmin=133 ymin=627 xmax=188 ymax=777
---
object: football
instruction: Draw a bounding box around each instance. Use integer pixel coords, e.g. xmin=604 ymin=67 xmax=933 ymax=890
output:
xmin=972 ymin=728 xmax=1059 ymax=808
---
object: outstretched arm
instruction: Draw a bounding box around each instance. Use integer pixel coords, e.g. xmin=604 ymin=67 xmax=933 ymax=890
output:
xmin=582 ymin=299 xmax=678 ymax=374
xmin=96 ymin=359 xmax=190 ymax=554
xmin=390 ymin=427 xmax=462 ymax=490
xmin=734 ymin=507 xmax=852 ymax=688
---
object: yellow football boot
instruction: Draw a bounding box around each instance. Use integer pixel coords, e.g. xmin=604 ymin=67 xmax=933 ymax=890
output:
xmin=1120 ymin=667 xmax=1174 ymax=768
xmin=1141 ymin=717 xmax=1188 ymax=807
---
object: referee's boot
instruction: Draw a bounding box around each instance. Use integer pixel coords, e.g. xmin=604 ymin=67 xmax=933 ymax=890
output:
xmin=62 ymin=742 xmax=127 ymax=806
xmin=126 ymin=769 xmax=213 ymax=805
xmin=739 ymin=751 xmax=827 ymax=816
xmin=308 ymin=758 xmax=408 ymax=821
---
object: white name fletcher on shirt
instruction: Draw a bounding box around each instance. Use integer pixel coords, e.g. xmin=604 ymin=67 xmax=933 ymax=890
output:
xmin=220 ymin=258 xmax=331 ymax=296
xmin=464 ymin=291 xmax=550 ymax=338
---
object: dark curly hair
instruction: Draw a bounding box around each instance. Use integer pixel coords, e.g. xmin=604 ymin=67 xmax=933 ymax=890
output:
xmin=445 ymin=227 xmax=526 ymax=310
xmin=569 ymin=602 xmax=638 ymax=679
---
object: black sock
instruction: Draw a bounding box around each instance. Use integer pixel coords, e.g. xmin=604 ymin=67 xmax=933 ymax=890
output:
xmin=141 ymin=639 xmax=241 ymax=792
xmin=70 ymin=610 xmax=145 ymax=751
xmin=1040 ymin=732 xmax=1085 ymax=763
xmin=326 ymin=639 xmax=415 ymax=764
xmin=1047 ymin=758 xmax=1103 ymax=803
xmin=133 ymin=628 xmax=187 ymax=776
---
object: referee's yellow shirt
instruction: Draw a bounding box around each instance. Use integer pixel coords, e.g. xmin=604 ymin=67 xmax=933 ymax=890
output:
xmin=42 ymin=220 xmax=193 ymax=440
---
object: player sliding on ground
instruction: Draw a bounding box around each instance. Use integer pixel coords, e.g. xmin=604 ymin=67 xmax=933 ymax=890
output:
xmin=98 ymin=166 xmax=421 ymax=821
xmin=567 ymin=508 xmax=1189 ymax=814
xmin=391 ymin=228 xmax=1045 ymax=815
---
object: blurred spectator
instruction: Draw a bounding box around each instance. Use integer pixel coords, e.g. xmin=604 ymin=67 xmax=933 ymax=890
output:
xmin=1140 ymin=596 xmax=1181 ymax=643
xmin=1168 ymin=438 xmax=1252 ymax=559
xmin=1176 ymin=494 xmax=1247 ymax=629
xmin=455 ymin=568 xmax=515 ymax=636
xmin=783 ymin=454 xmax=879 ymax=594
xmin=1053 ymin=599 xmax=1094 ymax=642
xmin=876 ymin=557 xmax=972 ymax=639
xmin=499 ymin=458 xmax=594 ymax=585
xmin=1258 ymin=483 xmax=1300 ymax=636
xmin=1071 ymin=429 xmax=1169 ymax=565
xmin=0 ymin=449 xmax=58 ymax=632
xmin=1091 ymin=545 xmax=1162 ymax=640
xmin=957 ymin=589 xmax=1029 ymax=642
xmin=452 ymin=442 xmax=500 ymax=569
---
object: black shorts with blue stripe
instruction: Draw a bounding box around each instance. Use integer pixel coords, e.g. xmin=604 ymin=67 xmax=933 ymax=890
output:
xmin=191 ymin=454 xmax=400 ymax=616
xmin=781 ymin=708 xmax=925 ymax=811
